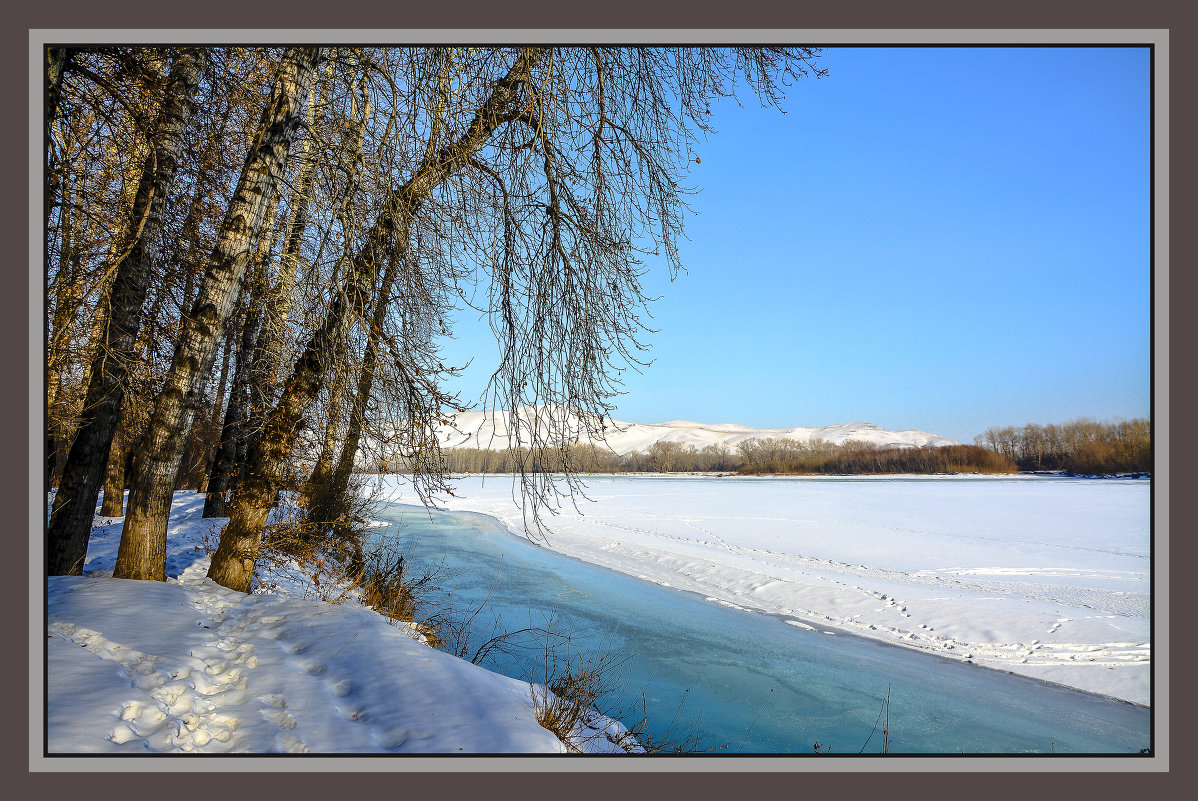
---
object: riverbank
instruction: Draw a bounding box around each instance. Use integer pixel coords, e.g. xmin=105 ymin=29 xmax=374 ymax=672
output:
xmin=43 ymin=493 xmax=630 ymax=755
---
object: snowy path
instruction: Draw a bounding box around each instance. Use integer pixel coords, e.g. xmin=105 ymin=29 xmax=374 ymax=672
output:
xmin=46 ymin=497 xmax=582 ymax=754
xmin=48 ymin=561 xmax=574 ymax=753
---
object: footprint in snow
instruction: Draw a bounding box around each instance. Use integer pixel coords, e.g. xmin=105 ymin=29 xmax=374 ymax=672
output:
xmin=275 ymin=731 xmax=309 ymax=753
xmin=52 ymin=608 xmax=262 ymax=752
xmin=259 ymin=707 xmax=298 ymax=730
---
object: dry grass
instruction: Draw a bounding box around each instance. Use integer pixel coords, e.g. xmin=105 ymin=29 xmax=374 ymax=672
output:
xmin=531 ymin=649 xmax=624 ymax=751
xmin=249 ymin=488 xmax=515 ymax=658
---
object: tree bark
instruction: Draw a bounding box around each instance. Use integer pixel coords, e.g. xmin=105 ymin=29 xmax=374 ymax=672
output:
xmin=114 ymin=46 xmax=324 ymax=581
xmin=204 ymin=274 xmax=264 ymax=517
xmin=208 ymin=47 xmax=546 ymax=592
xmin=246 ymin=61 xmax=327 ymax=421
xmin=45 ymin=47 xmax=72 ymax=240
xmin=200 ymin=316 xmax=237 ymax=486
xmin=46 ymin=153 xmax=80 ymax=489
xmin=99 ymin=425 xmax=127 ymax=517
xmin=302 ymin=364 xmax=346 ymax=507
xmin=46 ymin=48 xmax=203 ymax=576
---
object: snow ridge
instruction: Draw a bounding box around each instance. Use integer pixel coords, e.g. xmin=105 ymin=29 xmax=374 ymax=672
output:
xmin=431 ymin=406 xmax=959 ymax=456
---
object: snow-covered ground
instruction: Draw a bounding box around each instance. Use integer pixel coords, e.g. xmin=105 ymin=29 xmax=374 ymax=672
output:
xmin=44 ymin=494 xmax=630 ymax=755
xmin=422 ymin=473 xmax=1152 ymax=706
xmin=42 ymin=472 xmax=1152 ymax=758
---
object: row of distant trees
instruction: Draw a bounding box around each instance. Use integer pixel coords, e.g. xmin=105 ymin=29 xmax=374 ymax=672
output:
xmin=736 ymin=443 xmax=1016 ymax=476
xmin=973 ymin=418 xmax=1151 ymax=475
xmin=381 ymin=436 xmax=1013 ymax=476
xmin=382 ymin=440 xmax=742 ymax=475
xmin=376 ymin=419 xmax=1152 ymax=477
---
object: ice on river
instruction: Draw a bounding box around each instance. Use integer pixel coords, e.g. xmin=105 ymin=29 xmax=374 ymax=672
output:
xmin=407 ymin=474 xmax=1152 ymax=706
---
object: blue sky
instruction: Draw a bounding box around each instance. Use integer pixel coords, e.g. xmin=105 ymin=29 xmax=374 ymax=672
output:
xmin=443 ymin=46 xmax=1152 ymax=444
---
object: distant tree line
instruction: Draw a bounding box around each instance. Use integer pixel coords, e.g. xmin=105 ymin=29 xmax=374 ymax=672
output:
xmin=736 ymin=442 xmax=1016 ymax=476
xmin=379 ymin=440 xmax=741 ymax=475
xmin=378 ymin=436 xmax=1017 ymax=476
xmin=973 ymin=418 xmax=1151 ymax=476
xmin=374 ymin=420 xmax=1152 ymax=478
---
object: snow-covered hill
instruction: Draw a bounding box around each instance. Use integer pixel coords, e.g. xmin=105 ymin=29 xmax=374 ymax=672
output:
xmin=430 ymin=407 xmax=959 ymax=455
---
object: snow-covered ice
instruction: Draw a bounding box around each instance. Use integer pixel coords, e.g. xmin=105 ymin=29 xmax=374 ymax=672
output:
xmin=423 ymin=474 xmax=1151 ymax=706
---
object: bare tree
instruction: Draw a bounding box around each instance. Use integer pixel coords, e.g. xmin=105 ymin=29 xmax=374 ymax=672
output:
xmin=47 ymin=48 xmax=204 ymax=576
xmin=43 ymin=45 xmax=824 ymax=589
xmin=205 ymin=46 xmax=823 ymax=591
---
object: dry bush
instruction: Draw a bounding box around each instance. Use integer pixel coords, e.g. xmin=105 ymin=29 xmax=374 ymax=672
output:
xmin=527 ymin=622 xmax=635 ymax=752
xmin=525 ymin=617 xmax=719 ymax=754
xmin=250 ymin=497 xmax=367 ymax=602
xmin=253 ymin=491 xmax=519 ymax=659
xmin=353 ymin=543 xmax=454 ymax=648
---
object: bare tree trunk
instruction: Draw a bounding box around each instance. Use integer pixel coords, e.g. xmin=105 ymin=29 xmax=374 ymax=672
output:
xmin=99 ymin=425 xmax=127 ymax=517
xmin=246 ymin=58 xmax=327 ymax=416
xmin=46 ymin=156 xmax=80 ymax=489
xmin=297 ymin=67 xmax=367 ymax=514
xmin=200 ymin=317 xmax=237 ymax=488
xmin=45 ymin=47 xmax=72 ymax=239
xmin=302 ymin=365 xmax=346 ymax=507
xmin=183 ymin=183 xmax=280 ymax=498
xmin=114 ymin=46 xmax=324 ymax=581
xmin=204 ymin=278 xmax=264 ymax=517
xmin=317 ymin=254 xmax=398 ymax=520
xmin=208 ymin=48 xmax=545 ymax=592
xmin=46 ymin=48 xmax=203 ymax=576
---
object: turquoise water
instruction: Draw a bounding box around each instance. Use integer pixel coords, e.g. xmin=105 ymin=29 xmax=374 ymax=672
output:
xmin=371 ymin=503 xmax=1151 ymax=755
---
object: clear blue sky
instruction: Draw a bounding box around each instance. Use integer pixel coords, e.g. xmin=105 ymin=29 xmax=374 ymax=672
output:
xmin=442 ymin=46 xmax=1152 ymax=444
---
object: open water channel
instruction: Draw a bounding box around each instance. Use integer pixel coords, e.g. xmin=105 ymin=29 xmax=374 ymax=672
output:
xmin=370 ymin=502 xmax=1150 ymax=756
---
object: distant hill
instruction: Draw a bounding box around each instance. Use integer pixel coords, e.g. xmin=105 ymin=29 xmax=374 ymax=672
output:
xmin=430 ymin=407 xmax=960 ymax=456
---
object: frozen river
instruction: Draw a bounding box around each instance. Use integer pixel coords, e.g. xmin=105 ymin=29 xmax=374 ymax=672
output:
xmin=382 ymin=474 xmax=1151 ymax=706
xmin=373 ymin=474 xmax=1152 ymax=753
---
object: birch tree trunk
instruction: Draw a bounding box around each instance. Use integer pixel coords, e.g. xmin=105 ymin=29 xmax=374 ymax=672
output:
xmin=203 ymin=268 xmax=264 ymax=518
xmin=46 ymin=48 xmax=204 ymax=576
xmin=114 ymin=46 xmax=324 ymax=581
xmin=245 ymin=58 xmax=329 ymax=422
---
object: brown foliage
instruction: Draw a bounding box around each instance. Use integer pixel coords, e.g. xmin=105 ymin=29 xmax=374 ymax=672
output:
xmin=974 ymin=418 xmax=1151 ymax=475
xmin=737 ymin=442 xmax=1017 ymax=476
